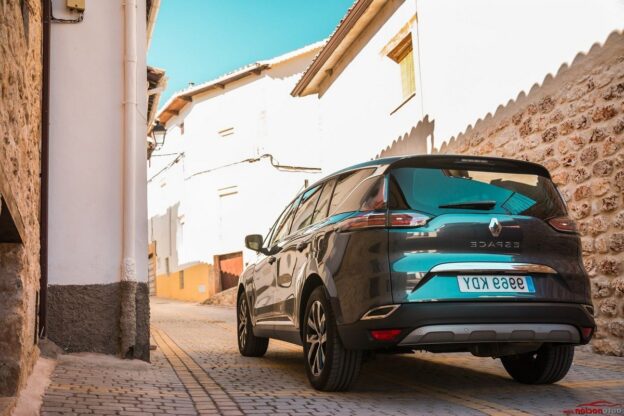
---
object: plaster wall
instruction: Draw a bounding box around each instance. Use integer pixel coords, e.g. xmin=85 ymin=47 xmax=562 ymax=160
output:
xmin=148 ymin=50 xmax=323 ymax=277
xmin=318 ymin=0 xmax=421 ymax=173
xmin=49 ymin=0 xmax=148 ymax=286
xmin=314 ymin=0 xmax=624 ymax=166
xmin=416 ymin=0 xmax=624 ymax=148
xmin=46 ymin=0 xmax=150 ymax=359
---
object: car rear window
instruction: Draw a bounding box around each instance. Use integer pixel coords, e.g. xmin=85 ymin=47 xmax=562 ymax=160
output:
xmin=388 ymin=167 xmax=566 ymax=219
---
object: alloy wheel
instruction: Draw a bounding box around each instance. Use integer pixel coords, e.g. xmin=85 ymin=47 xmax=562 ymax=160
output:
xmin=238 ymin=297 xmax=248 ymax=349
xmin=306 ymin=300 xmax=327 ymax=376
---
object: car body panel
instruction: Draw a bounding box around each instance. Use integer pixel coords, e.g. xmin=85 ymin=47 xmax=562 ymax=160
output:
xmin=389 ymin=214 xmax=590 ymax=304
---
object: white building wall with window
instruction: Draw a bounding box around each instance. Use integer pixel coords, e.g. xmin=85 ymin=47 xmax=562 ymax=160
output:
xmin=316 ymin=0 xmax=421 ymax=173
xmin=148 ymin=44 xmax=324 ymax=284
xmin=296 ymin=0 xmax=624 ymax=171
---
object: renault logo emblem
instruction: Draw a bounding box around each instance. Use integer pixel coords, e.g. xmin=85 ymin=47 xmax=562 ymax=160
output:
xmin=489 ymin=218 xmax=502 ymax=237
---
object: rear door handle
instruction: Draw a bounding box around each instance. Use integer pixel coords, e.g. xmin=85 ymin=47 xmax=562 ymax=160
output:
xmin=268 ymin=256 xmax=276 ymax=265
xmin=296 ymin=242 xmax=308 ymax=252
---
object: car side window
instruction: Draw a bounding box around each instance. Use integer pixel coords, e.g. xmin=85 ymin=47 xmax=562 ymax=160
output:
xmin=291 ymin=185 xmax=323 ymax=232
xmin=270 ymin=198 xmax=299 ymax=247
xmin=267 ymin=201 xmax=296 ymax=248
xmin=329 ymin=168 xmax=376 ymax=215
xmin=311 ymin=179 xmax=336 ymax=224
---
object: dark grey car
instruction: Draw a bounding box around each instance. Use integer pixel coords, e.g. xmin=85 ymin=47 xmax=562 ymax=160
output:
xmin=237 ymin=155 xmax=595 ymax=391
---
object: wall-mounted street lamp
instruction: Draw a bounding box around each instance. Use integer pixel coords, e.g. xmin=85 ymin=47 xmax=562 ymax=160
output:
xmin=151 ymin=121 xmax=167 ymax=149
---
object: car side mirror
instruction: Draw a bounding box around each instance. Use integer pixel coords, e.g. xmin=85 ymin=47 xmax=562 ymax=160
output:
xmin=245 ymin=234 xmax=265 ymax=253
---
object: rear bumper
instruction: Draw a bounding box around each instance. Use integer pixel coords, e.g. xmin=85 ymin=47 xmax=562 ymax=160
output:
xmin=336 ymin=301 xmax=595 ymax=350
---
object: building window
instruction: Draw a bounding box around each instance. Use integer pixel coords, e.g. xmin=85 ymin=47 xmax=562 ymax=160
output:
xmin=388 ymin=35 xmax=415 ymax=99
xmin=179 ymin=270 xmax=185 ymax=289
xmin=218 ymin=127 xmax=235 ymax=138
xmin=218 ymin=185 xmax=238 ymax=197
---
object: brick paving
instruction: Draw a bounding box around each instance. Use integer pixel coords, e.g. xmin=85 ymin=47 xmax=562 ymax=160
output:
xmin=41 ymin=298 xmax=624 ymax=415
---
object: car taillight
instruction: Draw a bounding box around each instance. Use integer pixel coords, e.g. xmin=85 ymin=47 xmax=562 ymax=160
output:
xmin=548 ymin=216 xmax=577 ymax=233
xmin=339 ymin=211 xmax=430 ymax=231
xmin=389 ymin=212 xmax=430 ymax=228
xmin=339 ymin=211 xmax=387 ymax=231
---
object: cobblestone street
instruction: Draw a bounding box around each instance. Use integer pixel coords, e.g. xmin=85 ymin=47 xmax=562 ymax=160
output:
xmin=41 ymin=298 xmax=624 ymax=416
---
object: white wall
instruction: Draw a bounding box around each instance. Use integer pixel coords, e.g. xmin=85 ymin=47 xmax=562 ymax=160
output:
xmin=49 ymin=0 xmax=148 ymax=285
xmin=314 ymin=0 xmax=624 ymax=165
xmin=148 ymin=50 xmax=323 ymax=273
xmin=317 ymin=0 xmax=421 ymax=173
xmin=416 ymin=0 xmax=624 ymax=147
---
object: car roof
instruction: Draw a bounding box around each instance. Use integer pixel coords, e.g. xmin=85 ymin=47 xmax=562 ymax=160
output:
xmin=297 ymin=154 xmax=551 ymax=202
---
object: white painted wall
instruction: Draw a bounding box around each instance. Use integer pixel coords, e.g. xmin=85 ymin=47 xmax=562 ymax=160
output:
xmin=148 ymin=49 xmax=323 ymax=273
xmin=416 ymin=0 xmax=624 ymax=146
xmin=314 ymin=0 xmax=624 ymax=169
xmin=49 ymin=0 xmax=148 ymax=285
xmin=316 ymin=0 xmax=419 ymax=173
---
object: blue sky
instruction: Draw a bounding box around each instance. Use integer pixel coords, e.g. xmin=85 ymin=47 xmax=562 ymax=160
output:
xmin=148 ymin=0 xmax=354 ymax=105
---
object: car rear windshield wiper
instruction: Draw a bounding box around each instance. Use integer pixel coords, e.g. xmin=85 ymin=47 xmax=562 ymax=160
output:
xmin=439 ymin=200 xmax=497 ymax=210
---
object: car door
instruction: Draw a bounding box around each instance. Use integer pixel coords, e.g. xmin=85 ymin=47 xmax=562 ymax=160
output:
xmin=252 ymin=200 xmax=297 ymax=323
xmin=273 ymin=184 xmax=324 ymax=324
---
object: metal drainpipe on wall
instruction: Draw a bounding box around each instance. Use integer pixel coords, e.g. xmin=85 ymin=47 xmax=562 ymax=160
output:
xmin=120 ymin=0 xmax=138 ymax=359
xmin=39 ymin=0 xmax=51 ymax=340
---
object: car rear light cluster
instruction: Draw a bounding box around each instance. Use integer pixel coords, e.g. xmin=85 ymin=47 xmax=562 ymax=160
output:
xmin=548 ymin=216 xmax=577 ymax=233
xmin=340 ymin=211 xmax=430 ymax=231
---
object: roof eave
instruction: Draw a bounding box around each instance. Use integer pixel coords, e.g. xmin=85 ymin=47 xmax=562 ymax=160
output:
xmin=292 ymin=0 xmax=389 ymax=97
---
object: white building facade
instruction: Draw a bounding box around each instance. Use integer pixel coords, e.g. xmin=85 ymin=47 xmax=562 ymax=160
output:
xmin=46 ymin=0 xmax=156 ymax=360
xmin=149 ymin=44 xmax=324 ymax=300
xmin=293 ymin=0 xmax=624 ymax=170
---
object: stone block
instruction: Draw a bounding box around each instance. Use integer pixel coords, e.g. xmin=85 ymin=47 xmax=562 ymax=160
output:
xmin=593 ymin=159 xmax=614 ymax=177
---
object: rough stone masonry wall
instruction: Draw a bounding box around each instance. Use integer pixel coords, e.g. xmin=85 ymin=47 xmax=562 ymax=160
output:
xmin=0 ymin=0 xmax=43 ymax=396
xmin=437 ymin=31 xmax=624 ymax=356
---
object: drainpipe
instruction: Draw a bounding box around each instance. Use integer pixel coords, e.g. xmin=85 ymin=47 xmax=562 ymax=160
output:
xmin=39 ymin=0 xmax=51 ymax=339
xmin=120 ymin=0 xmax=138 ymax=358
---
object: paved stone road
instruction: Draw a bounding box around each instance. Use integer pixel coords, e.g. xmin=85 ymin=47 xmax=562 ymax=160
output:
xmin=42 ymin=298 xmax=624 ymax=416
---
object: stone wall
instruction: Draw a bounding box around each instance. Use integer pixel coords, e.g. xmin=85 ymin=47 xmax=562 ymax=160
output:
xmin=435 ymin=31 xmax=624 ymax=355
xmin=0 ymin=0 xmax=43 ymax=396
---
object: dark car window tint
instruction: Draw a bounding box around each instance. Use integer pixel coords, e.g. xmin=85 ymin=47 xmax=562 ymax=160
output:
xmin=311 ymin=179 xmax=336 ymax=224
xmin=329 ymin=168 xmax=376 ymax=215
xmin=270 ymin=198 xmax=299 ymax=246
xmin=291 ymin=185 xmax=323 ymax=232
xmin=389 ymin=167 xmax=566 ymax=219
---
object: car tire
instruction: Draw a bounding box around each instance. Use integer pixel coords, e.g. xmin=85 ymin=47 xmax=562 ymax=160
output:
xmin=303 ymin=286 xmax=362 ymax=391
xmin=237 ymin=292 xmax=269 ymax=357
xmin=501 ymin=344 xmax=574 ymax=384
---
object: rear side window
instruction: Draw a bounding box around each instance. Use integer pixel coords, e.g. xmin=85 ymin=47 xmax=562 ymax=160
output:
xmin=311 ymin=179 xmax=336 ymax=224
xmin=389 ymin=167 xmax=566 ymax=219
xmin=329 ymin=168 xmax=376 ymax=215
xmin=291 ymin=185 xmax=322 ymax=232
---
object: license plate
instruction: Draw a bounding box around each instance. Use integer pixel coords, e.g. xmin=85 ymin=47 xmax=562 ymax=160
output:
xmin=457 ymin=275 xmax=535 ymax=293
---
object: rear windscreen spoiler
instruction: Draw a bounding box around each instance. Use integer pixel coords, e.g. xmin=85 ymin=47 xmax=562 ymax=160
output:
xmin=386 ymin=155 xmax=552 ymax=178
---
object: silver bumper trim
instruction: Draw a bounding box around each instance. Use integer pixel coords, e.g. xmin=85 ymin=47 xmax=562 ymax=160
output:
xmin=361 ymin=305 xmax=400 ymax=320
xmin=398 ymin=323 xmax=580 ymax=346
xmin=429 ymin=262 xmax=556 ymax=274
